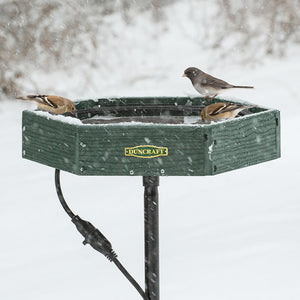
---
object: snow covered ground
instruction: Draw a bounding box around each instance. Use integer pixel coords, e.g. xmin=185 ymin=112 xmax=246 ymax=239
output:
xmin=1 ymin=2 xmax=300 ymax=300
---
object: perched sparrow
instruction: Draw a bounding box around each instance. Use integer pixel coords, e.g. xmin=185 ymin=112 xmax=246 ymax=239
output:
xmin=182 ymin=67 xmax=253 ymax=100
xmin=200 ymin=102 xmax=256 ymax=123
xmin=16 ymin=95 xmax=76 ymax=115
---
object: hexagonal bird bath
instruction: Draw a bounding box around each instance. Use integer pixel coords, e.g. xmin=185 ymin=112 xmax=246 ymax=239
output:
xmin=22 ymin=97 xmax=280 ymax=300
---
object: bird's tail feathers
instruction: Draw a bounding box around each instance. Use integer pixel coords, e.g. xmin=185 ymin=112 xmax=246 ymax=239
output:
xmin=232 ymin=85 xmax=254 ymax=89
xmin=16 ymin=95 xmax=48 ymax=104
xmin=17 ymin=95 xmax=44 ymax=100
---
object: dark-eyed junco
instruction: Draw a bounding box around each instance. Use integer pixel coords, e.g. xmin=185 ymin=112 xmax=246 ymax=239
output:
xmin=200 ymin=102 xmax=256 ymax=122
xmin=183 ymin=67 xmax=253 ymax=100
xmin=17 ymin=95 xmax=76 ymax=115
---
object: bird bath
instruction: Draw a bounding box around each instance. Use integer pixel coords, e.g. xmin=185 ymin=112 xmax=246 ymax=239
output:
xmin=22 ymin=96 xmax=280 ymax=300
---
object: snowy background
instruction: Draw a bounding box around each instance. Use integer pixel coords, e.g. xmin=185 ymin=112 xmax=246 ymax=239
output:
xmin=1 ymin=0 xmax=300 ymax=299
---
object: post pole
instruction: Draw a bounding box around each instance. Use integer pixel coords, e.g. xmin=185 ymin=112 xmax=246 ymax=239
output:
xmin=143 ymin=176 xmax=160 ymax=300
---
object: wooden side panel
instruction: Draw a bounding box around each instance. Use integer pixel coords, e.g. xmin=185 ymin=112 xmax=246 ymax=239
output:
xmin=77 ymin=125 xmax=205 ymax=176
xmin=206 ymin=110 xmax=280 ymax=175
xmin=22 ymin=111 xmax=79 ymax=174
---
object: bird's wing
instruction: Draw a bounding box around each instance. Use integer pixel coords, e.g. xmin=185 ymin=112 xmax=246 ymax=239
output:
xmin=38 ymin=95 xmax=58 ymax=108
xmin=201 ymin=73 xmax=232 ymax=89
xmin=210 ymin=103 xmax=243 ymax=115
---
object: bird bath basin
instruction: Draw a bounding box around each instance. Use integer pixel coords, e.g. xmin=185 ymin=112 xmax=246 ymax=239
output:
xmin=22 ymin=96 xmax=280 ymax=176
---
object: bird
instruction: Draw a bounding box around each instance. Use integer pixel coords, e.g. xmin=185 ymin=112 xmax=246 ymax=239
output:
xmin=182 ymin=67 xmax=253 ymax=101
xmin=200 ymin=102 xmax=256 ymax=123
xmin=16 ymin=95 xmax=76 ymax=115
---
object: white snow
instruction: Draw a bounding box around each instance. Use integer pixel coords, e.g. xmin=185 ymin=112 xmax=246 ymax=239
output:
xmin=1 ymin=3 xmax=300 ymax=300
xmin=34 ymin=111 xmax=83 ymax=125
xmin=208 ymin=142 xmax=214 ymax=161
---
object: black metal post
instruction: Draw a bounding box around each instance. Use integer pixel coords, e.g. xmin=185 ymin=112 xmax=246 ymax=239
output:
xmin=143 ymin=176 xmax=160 ymax=300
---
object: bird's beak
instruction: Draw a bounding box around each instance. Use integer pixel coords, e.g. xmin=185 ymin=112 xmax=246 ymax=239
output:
xmin=182 ymin=73 xmax=187 ymax=77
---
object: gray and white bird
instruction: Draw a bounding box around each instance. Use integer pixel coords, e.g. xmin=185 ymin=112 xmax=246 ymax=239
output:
xmin=17 ymin=95 xmax=76 ymax=115
xmin=182 ymin=67 xmax=253 ymax=101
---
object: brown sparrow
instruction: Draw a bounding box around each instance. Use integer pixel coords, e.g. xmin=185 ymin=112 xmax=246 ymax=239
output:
xmin=200 ymin=102 xmax=256 ymax=122
xmin=183 ymin=67 xmax=253 ymax=100
xmin=17 ymin=95 xmax=76 ymax=115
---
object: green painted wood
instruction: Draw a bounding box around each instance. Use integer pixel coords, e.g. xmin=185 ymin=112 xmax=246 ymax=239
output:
xmin=204 ymin=110 xmax=280 ymax=175
xmin=22 ymin=112 xmax=80 ymax=174
xmin=76 ymin=125 xmax=205 ymax=176
xmin=22 ymin=97 xmax=280 ymax=176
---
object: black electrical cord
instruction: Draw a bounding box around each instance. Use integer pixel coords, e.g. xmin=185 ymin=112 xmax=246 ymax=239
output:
xmin=54 ymin=169 xmax=148 ymax=300
xmin=55 ymin=169 xmax=75 ymax=219
xmin=112 ymin=258 xmax=147 ymax=300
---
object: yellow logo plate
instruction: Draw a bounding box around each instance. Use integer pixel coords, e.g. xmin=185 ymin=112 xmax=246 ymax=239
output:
xmin=125 ymin=145 xmax=168 ymax=158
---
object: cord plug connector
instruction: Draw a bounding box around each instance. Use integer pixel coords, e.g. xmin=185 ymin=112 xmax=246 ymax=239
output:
xmin=72 ymin=215 xmax=117 ymax=261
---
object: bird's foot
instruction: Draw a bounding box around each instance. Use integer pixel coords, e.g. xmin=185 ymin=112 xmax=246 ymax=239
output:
xmin=208 ymin=94 xmax=217 ymax=102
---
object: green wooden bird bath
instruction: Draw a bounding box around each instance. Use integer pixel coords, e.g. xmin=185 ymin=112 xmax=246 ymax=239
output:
xmin=22 ymin=96 xmax=280 ymax=176
xmin=22 ymin=96 xmax=280 ymax=300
